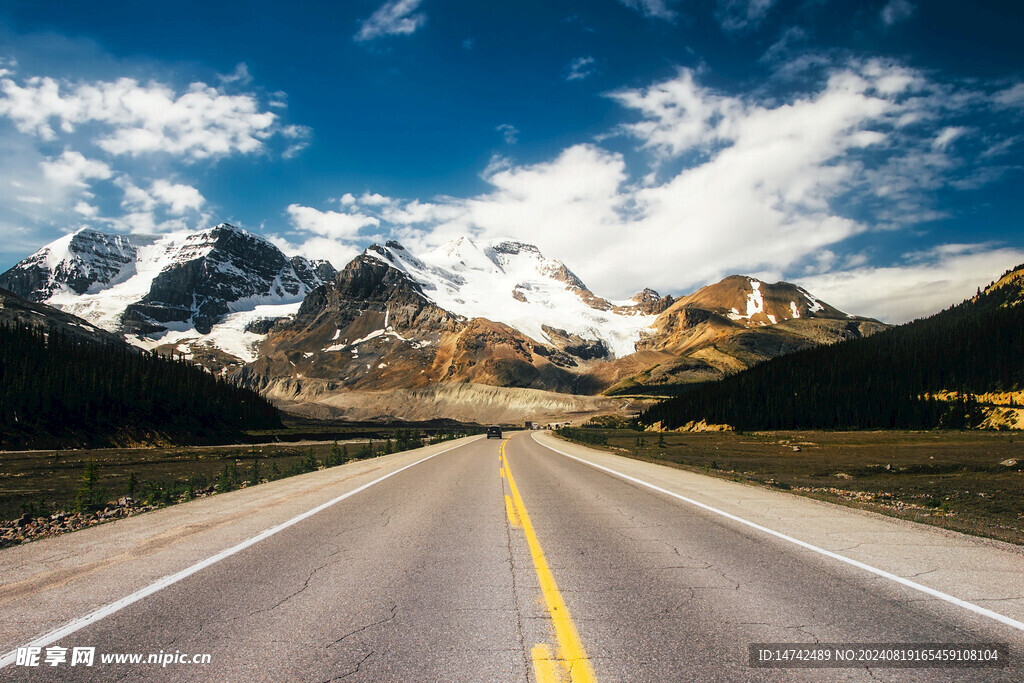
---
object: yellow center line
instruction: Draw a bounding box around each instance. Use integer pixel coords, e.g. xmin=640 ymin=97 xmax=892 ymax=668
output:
xmin=531 ymin=643 xmax=562 ymax=683
xmin=501 ymin=439 xmax=597 ymax=683
xmin=505 ymin=494 xmax=521 ymax=528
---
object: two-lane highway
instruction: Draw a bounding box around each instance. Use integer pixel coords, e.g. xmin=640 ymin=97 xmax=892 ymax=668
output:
xmin=2 ymin=431 xmax=1022 ymax=680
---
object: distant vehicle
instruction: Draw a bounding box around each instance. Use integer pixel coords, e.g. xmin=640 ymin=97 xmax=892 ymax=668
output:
xmin=486 ymin=426 xmax=502 ymax=439
xmin=531 ymin=422 xmax=539 ymax=430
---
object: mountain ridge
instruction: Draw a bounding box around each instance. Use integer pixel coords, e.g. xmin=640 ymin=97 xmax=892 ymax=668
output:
xmin=0 ymin=224 xmax=336 ymax=372
xmin=641 ymin=262 xmax=1024 ymax=431
xmin=4 ymin=225 xmax=890 ymax=421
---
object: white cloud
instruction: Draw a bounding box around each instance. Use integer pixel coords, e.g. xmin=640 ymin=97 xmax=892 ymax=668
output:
xmin=332 ymin=60 xmax=1009 ymax=307
xmin=268 ymin=235 xmax=361 ymax=270
xmin=797 ymin=245 xmax=1024 ymax=322
xmin=74 ymin=201 xmax=99 ymax=217
xmin=358 ymin=192 xmax=393 ymax=206
xmin=0 ymin=59 xmax=305 ymax=257
xmin=880 ymin=0 xmax=915 ymax=26
xmin=994 ymin=83 xmax=1024 ymax=108
xmin=355 ymin=0 xmax=427 ymax=42
xmin=40 ymin=150 xmax=112 ymax=188
xmin=567 ymin=56 xmax=597 ymax=82
xmin=716 ymin=0 xmax=777 ymax=32
xmin=0 ymin=76 xmax=280 ymax=159
xmin=932 ymin=126 xmax=967 ymax=150
xmin=112 ymin=178 xmax=206 ymax=233
xmin=256 ymin=60 xmax=1016 ymax=322
xmin=149 ymin=180 xmax=205 ymax=215
xmin=496 ymin=123 xmax=519 ymax=144
xmin=0 ymin=132 xmax=98 ymax=253
xmin=618 ymin=0 xmax=678 ymax=21
xmin=286 ymin=204 xmax=380 ymax=239
xmin=218 ymin=62 xmax=252 ymax=85
xmin=281 ymin=124 xmax=312 ymax=159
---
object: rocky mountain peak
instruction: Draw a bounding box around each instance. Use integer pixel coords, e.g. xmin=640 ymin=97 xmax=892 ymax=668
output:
xmin=633 ymin=288 xmax=662 ymax=303
xmin=629 ymin=288 xmax=675 ymax=315
xmin=490 ymin=240 xmax=542 ymax=256
xmin=0 ymin=224 xmax=338 ymax=367
xmin=0 ymin=228 xmax=146 ymax=300
xmin=672 ymin=275 xmax=851 ymax=327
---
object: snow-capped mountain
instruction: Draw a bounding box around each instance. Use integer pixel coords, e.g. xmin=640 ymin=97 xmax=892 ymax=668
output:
xmin=362 ymin=237 xmax=662 ymax=359
xmin=243 ymin=237 xmax=887 ymax=419
xmin=0 ymin=225 xmax=336 ymax=370
xmin=244 ymin=238 xmax=624 ymax=409
xmin=3 ymin=227 xmax=888 ymax=419
xmin=614 ymin=275 xmax=888 ymax=392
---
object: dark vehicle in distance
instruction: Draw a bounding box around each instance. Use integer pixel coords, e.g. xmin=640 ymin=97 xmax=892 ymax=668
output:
xmin=486 ymin=426 xmax=502 ymax=439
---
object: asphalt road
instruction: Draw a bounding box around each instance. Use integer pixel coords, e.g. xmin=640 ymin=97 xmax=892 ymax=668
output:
xmin=3 ymin=432 xmax=1023 ymax=681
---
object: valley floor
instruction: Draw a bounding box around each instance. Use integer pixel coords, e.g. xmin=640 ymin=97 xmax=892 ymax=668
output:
xmin=561 ymin=428 xmax=1024 ymax=545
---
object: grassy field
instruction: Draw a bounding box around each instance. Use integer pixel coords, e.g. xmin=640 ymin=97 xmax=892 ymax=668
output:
xmin=0 ymin=429 xmax=466 ymax=522
xmin=558 ymin=428 xmax=1024 ymax=546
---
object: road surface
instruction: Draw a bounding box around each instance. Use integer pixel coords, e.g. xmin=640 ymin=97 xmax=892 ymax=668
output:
xmin=1 ymin=431 xmax=1022 ymax=680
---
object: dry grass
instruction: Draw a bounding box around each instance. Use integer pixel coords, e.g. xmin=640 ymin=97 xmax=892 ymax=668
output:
xmin=571 ymin=429 xmax=1024 ymax=545
xmin=0 ymin=440 xmax=384 ymax=521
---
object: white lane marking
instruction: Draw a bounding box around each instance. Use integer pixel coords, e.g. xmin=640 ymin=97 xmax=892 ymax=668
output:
xmin=0 ymin=438 xmax=480 ymax=668
xmin=533 ymin=434 xmax=1024 ymax=634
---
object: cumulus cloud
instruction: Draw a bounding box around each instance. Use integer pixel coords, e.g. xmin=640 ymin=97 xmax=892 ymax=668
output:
xmin=268 ymin=234 xmax=362 ymax=270
xmin=149 ymin=180 xmax=206 ymax=215
xmin=567 ymin=56 xmax=597 ymax=81
xmin=104 ymin=177 xmax=209 ymax=234
xmin=0 ymin=75 xmax=280 ymax=159
xmin=118 ymin=178 xmax=205 ymax=214
xmin=286 ymin=204 xmax=380 ymax=239
xmin=797 ymin=244 xmax=1024 ymax=322
xmin=74 ymin=200 xmax=99 ymax=217
xmin=355 ymin=0 xmax=427 ymax=42
xmin=304 ymin=58 xmax=1014 ymax=322
xmin=880 ymin=0 xmax=915 ymax=26
xmin=358 ymin=192 xmax=394 ymax=206
xmin=618 ymin=0 xmax=679 ymax=21
xmin=40 ymin=150 xmax=112 ymax=188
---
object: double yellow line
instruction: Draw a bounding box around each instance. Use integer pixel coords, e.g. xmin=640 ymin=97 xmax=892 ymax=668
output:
xmin=500 ymin=439 xmax=597 ymax=683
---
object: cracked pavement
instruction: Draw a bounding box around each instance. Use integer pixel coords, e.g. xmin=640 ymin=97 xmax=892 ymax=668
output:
xmin=1 ymin=432 xmax=1023 ymax=680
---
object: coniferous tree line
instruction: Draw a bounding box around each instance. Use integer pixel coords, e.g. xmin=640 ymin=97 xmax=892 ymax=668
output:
xmin=641 ymin=269 xmax=1024 ymax=431
xmin=0 ymin=321 xmax=281 ymax=447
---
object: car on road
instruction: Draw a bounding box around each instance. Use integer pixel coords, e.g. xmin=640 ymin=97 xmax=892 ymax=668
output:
xmin=486 ymin=426 xmax=502 ymax=439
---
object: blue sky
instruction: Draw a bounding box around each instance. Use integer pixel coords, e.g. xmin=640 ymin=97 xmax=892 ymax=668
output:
xmin=0 ymin=0 xmax=1021 ymax=321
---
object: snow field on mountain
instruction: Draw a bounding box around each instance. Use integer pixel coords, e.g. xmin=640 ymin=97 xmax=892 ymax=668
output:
xmin=367 ymin=237 xmax=655 ymax=358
